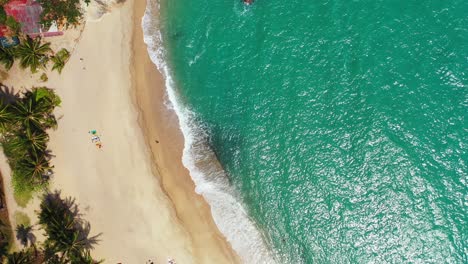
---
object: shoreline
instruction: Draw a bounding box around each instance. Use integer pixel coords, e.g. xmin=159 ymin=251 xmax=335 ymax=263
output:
xmin=0 ymin=0 xmax=241 ymax=261
xmin=138 ymin=1 xmax=276 ymax=263
xmin=130 ymin=0 xmax=240 ymax=263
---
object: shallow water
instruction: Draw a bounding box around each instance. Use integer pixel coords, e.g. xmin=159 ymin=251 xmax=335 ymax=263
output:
xmin=153 ymin=0 xmax=467 ymax=263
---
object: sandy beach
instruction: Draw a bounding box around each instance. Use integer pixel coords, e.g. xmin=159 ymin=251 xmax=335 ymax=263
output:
xmin=1 ymin=0 xmax=240 ymax=262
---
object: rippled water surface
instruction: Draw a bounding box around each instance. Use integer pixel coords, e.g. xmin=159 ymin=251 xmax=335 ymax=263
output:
xmin=159 ymin=0 xmax=467 ymax=262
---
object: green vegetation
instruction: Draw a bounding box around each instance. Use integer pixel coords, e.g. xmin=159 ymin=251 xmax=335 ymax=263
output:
xmin=40 ymin=73 xmax=48 ymax=82
xmin=0 ymin=0 xmax=81 ymax=74
xmin=5 ymin=248 xmax=35 ymax=263
xmin=11 ymin=181 xmax=36 ymax=208
xmin=13 ymin=212 xmax=30 ymax=227
xmin=2 ymin=192 xmax=102 ymax=263
xmin=15 ymin=37 xmax=52 ymax=73
xmin=0 ymin=6 xmax=6 ymax=25
xmin=51 ymin=49 xmax=70 ymax=74
xmin=4 ymin=16 xmax=21 ymax=34
xmin=0 ymin=86 xmax=60 ymax=207
xmin=38 ymin=191 xmax=101 ymax=263
xmin=0 ymin=87 xmax=102 ymax=262
xmin=36 ymin=0 xmax=86 ymax=29
xmin=0 ymin=47 xmax=15 ymax=70
xmin=0 ymin=38 xmax=71 ymax=75
xmin=0 ymin=2 xmax=103 ymax=261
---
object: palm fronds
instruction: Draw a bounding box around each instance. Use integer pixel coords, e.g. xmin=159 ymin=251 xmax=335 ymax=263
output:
xmin=8 ymin=87 xmax=60 ymax=132
xmin=51 ymin=48 xmax=70 ymax=74
xmin=5 ymin=248 xmax=34 ymax=264
xmin=22 ymin=130 xmax=49 ymax=157
xmin=0 ymin=46 xmax=15 ymax=70
xmin=0 ymin=86 xmax=60 ymax=205
xmin=0 ymin=100 xmax=15 ymax=133
xmin=15 ymin=36 xmax=51 ymax=73
xmin=16 ymin=154 xmax=53 ymax=184
xmin=5 ymin=193 xmax=102 ymax=263
xmin=39 ymin=191 xmax=101 ymax=263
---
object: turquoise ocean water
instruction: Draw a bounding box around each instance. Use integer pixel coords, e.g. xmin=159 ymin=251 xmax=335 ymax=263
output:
xmin=145 ymin=0 xmax=467 ymax=263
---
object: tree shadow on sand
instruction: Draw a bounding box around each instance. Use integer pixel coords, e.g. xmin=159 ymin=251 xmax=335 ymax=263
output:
xmin=0 ymin=83 xmax=19 ymax=105
xmin=16 ymin=224 xmax=36 ymax=248
xmin=40 ymin=190 xmax=102 ymax=259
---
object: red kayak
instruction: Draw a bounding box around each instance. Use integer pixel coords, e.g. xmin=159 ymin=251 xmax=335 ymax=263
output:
xmin=243 ymin=0 xmax=253 ymax=5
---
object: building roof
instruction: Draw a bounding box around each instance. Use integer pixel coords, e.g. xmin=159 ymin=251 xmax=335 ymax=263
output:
xmin=4 ymin=0 xmax=42 ymax=36
xmin=2 ymin=0 xmax=63 ymax=38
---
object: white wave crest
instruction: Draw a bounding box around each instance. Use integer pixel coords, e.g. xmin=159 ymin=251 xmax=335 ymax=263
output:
xmin=141 ymin=1 xmax=276 ymax=263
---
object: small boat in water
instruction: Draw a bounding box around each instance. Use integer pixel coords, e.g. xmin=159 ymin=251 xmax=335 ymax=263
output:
xmin=243 ymin=0 xmax=253 ymax=5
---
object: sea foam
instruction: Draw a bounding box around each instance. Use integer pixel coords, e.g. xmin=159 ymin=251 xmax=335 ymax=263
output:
xmin=141 ymin=1 xmax=276 ymax=263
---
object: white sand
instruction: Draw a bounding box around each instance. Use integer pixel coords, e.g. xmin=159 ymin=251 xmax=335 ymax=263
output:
xmin=46 ymin=2 xmax=195 ymax=262
xmin=0 ymin=0 xmax=240 ymax=262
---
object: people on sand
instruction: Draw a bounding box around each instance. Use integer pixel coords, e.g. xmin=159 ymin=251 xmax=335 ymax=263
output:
xmin=89 ymin=130 xmax=103 ymax=149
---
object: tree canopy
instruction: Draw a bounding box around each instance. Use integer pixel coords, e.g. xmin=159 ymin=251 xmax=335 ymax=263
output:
xmin=0 ymin=47 xmax=15 ymax=70
xmin=15 ymin=37 xmax=52 ymax=73
xmin=2 ymin=192 xmax=102 ymax=263
xmin=0 ymin=86 xmax=60 ymax=206
xmin=36 ymin=0 xmax=85 ymax=29
xmin=0 ymin=6 xmax=7 ymax=25
xmin=39 ymin=191 xmax=101 ymax=263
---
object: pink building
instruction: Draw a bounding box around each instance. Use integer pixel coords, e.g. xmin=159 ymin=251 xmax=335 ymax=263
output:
xmin=3 ymin=0 xmax=63 ymax=38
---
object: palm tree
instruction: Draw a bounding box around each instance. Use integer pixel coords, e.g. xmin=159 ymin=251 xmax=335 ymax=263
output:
xmin=9 ymin=88 xmax=59 ymax=132
xmin=1 ymin=134 xmax=28 ymax=162
xmin=51 ymin=48 xmax=70 ymax=74
xmin=0 ymin=87 xmax=59 ymax=133
xmin=39 ymin=191 xmax=101 ymax=263
xmin=0 ymin=100 xmax=15 ymax=133
xmin=14 ymin=36 xmax=51 ymax=73
xmin=16 ymin=153 xmax=53 ymax=184
xmin=5 ymin=249 xmax=33 ymax=264
xmin=29 ymin=86 xmax=61 ymax=108
xmin=21 ymin=129 xmax=49 ymax=156
xmin=10 ymin=98 xmax=51 ymax=133
xmin=2 ymin=129 xmax=48 ymax=161
xmin=0 ymin=46 xmax=15 ymax=70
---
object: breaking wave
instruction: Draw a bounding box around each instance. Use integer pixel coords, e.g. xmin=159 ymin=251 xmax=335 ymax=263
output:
xmin=141 ymin=0 xmax=276 ymax=263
